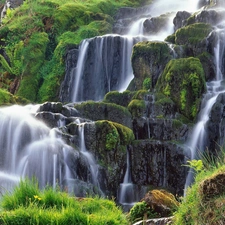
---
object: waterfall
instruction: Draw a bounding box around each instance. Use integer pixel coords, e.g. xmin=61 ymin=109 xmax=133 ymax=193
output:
xmin=0 ymin=105 xmax=76 ymax=192
xmin=118 ymin=149 xmax=136 ymax=211
xmin=185 ymin=26 xmax=225 ymax=188
xmin=78 ymin=123 xmax=104 ymax=196
xmin=60 ymin=0 xmax=199 ymax=103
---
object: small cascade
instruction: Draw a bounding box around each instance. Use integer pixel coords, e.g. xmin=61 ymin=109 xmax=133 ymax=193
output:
xmin=118 ymin=149 xmax=136 ymax=211
xmin=78 ymin=123 xmax=104 ymax=196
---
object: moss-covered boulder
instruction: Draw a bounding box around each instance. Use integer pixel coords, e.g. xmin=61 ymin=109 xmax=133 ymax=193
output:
xmin=156 ymin=57 xmax=206 ymax=120
xmin=129 ymin=189 xmax=178 ymax=223
xmin=174 ymin=23 xmax=213 ymax=56
xmin=131 ymin=41 xmax=173 ymax=90
xmin=81 ymin=120 xmax=134 ymax=197
xmin=74 ymin=101 xmax=132 ymax=128
xmin=103 ymin=90 xmax=135 ymax=107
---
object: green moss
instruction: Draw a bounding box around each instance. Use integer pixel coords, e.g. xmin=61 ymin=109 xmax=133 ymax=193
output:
xmin=132 ymin=90 xmax=149 ymax=100
xmin=156 ymin=57 xmax=206 ymax=120
xmin=103 ymin=90 xmax=135 ymax=107
xmin=175 ymin=23 xmax=212 ymax=45
xmin=0 ymin=0 xmax=144 ymax=104
xmin=165 ymin=34 xmax=175 ymax=44
xmin=132 ymin=41 xmax=172 ymax=62
xmin=173 ymin=150 xmax=225 ymax=225
xmin=128 ymin=99 xmax=145 ymax=117
xmin=0 ymin=89 xmax=15 ymax=105
xmin=95 ymin=120 xmax=134 ymax=151
xmin=142 ymin=77 xmax=151 ymax=90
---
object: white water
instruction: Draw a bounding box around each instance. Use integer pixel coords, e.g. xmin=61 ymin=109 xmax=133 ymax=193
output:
xmin=119 ymin=149 xmax=135 ymax=208
xmin=62 ymin=0 xmax=199 ymax=103
xmin=0 ymin=105 xmax=74 ymax=191
xmin=71 ymin=40 xmax=89 ymax=102
xmin=78 ymin=123 xmax=104 ymax=195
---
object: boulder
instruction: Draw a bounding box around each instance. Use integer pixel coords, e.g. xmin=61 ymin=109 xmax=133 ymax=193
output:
xmin=156 ymin=57 xmax=206 ymax=120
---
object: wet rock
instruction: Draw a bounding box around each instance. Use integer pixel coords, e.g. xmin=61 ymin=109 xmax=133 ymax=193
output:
xmin=141 ymin=189 xmax=178 ymax=217
xmin=131 ymin=41 xmax=173 ymax=90
xmin=173 ymin=11 xmax=191 ymax=31
xmin=130 ymin=140 xmax=189 ymax=196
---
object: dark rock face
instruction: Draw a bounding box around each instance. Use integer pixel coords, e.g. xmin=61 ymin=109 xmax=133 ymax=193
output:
xmin=113 ymin=6 xmax=152 ymax=35
xmin=130 ymin=140 xmax=188 ymax=195
xmin=207 ymin=92 xmax=225 ymax=154
xmin=173 ymin=11 xmax=191 ymax=31
xmin=60 ymin=35 xmax=138 ymax=102
xmin=131 ymin=41 xmax=174 ymax=90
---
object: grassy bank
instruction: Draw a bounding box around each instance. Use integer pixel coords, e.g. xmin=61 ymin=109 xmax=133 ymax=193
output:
xmin=0 ymin=179 xmax=128 ymax=225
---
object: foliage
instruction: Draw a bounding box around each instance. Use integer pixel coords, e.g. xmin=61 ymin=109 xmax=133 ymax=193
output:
xmin=0 ymin=88 xmax=15 ymax=105
xmin=186 ymin=159 xmax=204 ymax=173
xmin=173 ymin=148 xmax=225 ymax=225
xmin=129 ymin=201 xmax=158 ymax=223
xmin=142 ymin=77 xmax=151 ymax=90
xmin=0 ymin=0 xmax=145 ymax=103
xmin=0 ymin=179 xmax=128 ymax=225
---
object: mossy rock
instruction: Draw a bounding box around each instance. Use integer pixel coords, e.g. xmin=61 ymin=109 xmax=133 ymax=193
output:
xmin=95 ymin=120 xmax=134 ymax=151
xmin=128 ymin=99 xmax=146 ymax=118
xmin=175 ymin=22 xmax=212 ymax=46
xmin=131 ymin=41 xmax=173 ymax=90
xmin=132 ymin=90 xmax=149 ymax=100
xmin=156 ymin=57 xmax=206 ymax=120
xmin=103 ymin=90 xmax=135 ymax=107
xmin=129 ymin=189 xmax=179 ymax=223
xmin=74 ymin=101 xmax=132 ymax=128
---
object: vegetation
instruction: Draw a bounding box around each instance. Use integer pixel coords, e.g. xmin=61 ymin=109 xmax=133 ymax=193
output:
xmin=0 ymin=179 xmax=128 ymax=225
xmin=0 ymin=0 xmax=149 ymax=102
xmin=173 ymin=150 xmax=225 ymax=225
xmin=95 ymin=120 xmax=134 ymax=151
xmin=129 ymin=189 xmax=179 ymax=224
xmin=174 ymin=23 xmax=212 ymax=45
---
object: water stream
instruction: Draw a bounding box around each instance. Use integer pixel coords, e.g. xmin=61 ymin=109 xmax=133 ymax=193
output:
xmin=185 ymin=24 xmax=225 ymax=188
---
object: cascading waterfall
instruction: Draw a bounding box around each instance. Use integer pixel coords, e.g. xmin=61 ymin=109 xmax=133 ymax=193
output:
xmin=0 ymin=105 xmax=75 ymax=191
xmin=185 ymin=22 xmax=225 ymax=188
xmin=60 ymin=0 xmax=199 ymax=103
xmin=1 ymin=0 xmax=222 ymax=208
xmin=60 ymin=35 xmax=138 ymax=102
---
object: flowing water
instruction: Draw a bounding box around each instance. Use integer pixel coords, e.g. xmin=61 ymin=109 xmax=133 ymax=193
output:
xmin=185 ymin=22 xmax=225 ymax=188
xmin=0 ymin=105 xmax=76 ymax=192
xmin=1 ymin=0 xmax=224 ymax=206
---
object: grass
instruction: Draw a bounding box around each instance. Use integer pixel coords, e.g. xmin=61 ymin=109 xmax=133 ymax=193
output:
xmin=0 ymin=179 xmax=128 ymax=225
xmin=173 ymin=149 xmax=225 ymax=224
xmin=0 ymin=0 xmax=150 ymax=102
